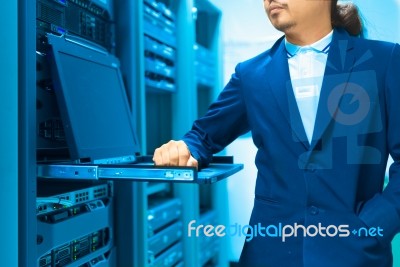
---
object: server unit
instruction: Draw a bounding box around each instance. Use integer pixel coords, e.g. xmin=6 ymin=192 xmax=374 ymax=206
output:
xmin=147 ymin=198 xmax=182 ymax=235
xmin=37 ymin=181 xmax=112 ymax=216
xmin=36 ymin=0 xmax=114 ymax=51
xmin=148 ymin=221 xmax=184 ymax=264
xmin=149 ymin=242 xmax=183 ymax=267
xmin=143 ymin=0 xmax=177 ymax=93
xmin=37 ymin=192 xmax=114 ymax=267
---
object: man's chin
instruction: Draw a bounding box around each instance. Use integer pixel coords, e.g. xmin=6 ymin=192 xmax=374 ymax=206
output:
xmin=272 ymin=21 xmax=296 ymax=33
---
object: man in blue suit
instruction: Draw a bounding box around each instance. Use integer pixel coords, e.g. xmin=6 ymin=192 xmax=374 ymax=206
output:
xmin=153 ymin=0 xmax=400 ymax=266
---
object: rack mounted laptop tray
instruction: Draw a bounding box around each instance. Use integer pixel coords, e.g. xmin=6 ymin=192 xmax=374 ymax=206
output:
xmin=37 ymin=157 xmax=243 ymax=184
xmin=37 ymin=34 xmax=243 ymax=184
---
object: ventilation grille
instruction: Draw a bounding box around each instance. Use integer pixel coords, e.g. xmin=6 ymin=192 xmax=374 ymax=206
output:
xmin=39 ymin=3 xmax=64 ymax=26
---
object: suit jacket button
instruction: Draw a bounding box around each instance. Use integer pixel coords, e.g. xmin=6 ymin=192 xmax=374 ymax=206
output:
xmin=307 ymin=164 xmax=316 ymax=172
xmin=310 ymin=206 xmax=319 ymax=215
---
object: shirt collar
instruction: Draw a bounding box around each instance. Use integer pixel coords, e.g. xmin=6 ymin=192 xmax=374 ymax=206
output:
xmin=285 ymin=30 xmax=333 ymax=57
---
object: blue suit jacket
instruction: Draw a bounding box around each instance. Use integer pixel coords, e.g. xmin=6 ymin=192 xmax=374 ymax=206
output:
xmin=183 ymin=28 xmax=400 ymax=267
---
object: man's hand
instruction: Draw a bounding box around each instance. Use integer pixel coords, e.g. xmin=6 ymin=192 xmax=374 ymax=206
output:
xmin=153 ymin=140 xmax=198 ymax=168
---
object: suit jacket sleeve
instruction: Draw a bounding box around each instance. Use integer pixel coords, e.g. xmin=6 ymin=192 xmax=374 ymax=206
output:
xmin=359 ymin=43 xmax=400 ymax=245
xmin=182 ymin=63 xmax=250 ymax=166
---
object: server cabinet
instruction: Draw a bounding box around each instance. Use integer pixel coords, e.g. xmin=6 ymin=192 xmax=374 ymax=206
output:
xmin=16 ymin=0 xmax=231 ymax=266
xmin=115 ymin=1 xmax=229 ymax=267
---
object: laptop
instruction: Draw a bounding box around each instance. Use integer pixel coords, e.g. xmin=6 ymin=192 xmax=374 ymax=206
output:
xmin=36 ymin=34 xmax=243 ymax=184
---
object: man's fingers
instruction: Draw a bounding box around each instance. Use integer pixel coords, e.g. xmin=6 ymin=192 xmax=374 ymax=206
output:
xmin=153 ymin=140 xmax=193 ymax=166
xmin=153 ymin=147 xmax=162 ymax=165
xmin=168 ymin=141 xmax=179 ymax=166
xmin=177 ymin=141 xmax=190 ymax=166
xmin=160 ymin=144 xmax=170 ymax=166
xmin=186 ymin=156 xmax=198 ymax=169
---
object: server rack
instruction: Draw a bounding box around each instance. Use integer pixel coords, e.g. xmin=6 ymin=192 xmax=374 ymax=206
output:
xmin=115 ymin=1 xmax=227 ymax=267
xmin=14 ymin=0 xmax=229 ymax=266
xmin=114 ymin=2 xmax=198 ymax=265
xmin=34 ymin=1 xmax=117 ymax=267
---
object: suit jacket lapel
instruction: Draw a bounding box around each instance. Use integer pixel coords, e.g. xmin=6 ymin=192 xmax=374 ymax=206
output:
xmin=265 ymin=37 xmax=310 ymax=150
xmin=310 ymin=28 xmax=356 ymax=150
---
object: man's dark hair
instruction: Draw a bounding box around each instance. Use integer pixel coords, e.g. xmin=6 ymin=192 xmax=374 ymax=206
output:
xmin=331 ymin=1 xmax=362 ymax=36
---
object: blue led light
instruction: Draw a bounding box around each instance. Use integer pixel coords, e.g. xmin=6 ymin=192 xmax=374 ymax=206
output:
xmin=56 ymin=27 xmax=66 ymax=34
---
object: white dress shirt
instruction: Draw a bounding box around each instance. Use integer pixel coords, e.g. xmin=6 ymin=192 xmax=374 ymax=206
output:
xmin=285 ymin=31 xmax=333 ymax=144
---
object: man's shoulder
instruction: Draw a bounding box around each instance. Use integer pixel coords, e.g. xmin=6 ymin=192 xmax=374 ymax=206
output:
xmin=351 ymin=36 xmax=400 ymax=65
xmin=333 ymin=28 xmax=399 ymax=62
xmin=354 ymin=36 xmax=397 ymax=49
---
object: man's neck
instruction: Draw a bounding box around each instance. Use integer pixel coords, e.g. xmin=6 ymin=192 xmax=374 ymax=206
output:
xmin=285 ymin=26 xmax=333 ymax=46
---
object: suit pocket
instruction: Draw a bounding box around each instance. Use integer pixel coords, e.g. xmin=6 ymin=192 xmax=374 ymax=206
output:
xmin=254 ymin=194 xmax=280 ymax=205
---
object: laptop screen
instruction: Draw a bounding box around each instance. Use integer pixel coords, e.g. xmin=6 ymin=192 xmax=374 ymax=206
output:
xmin=47 ymin=34 xmax=140 ymax=161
